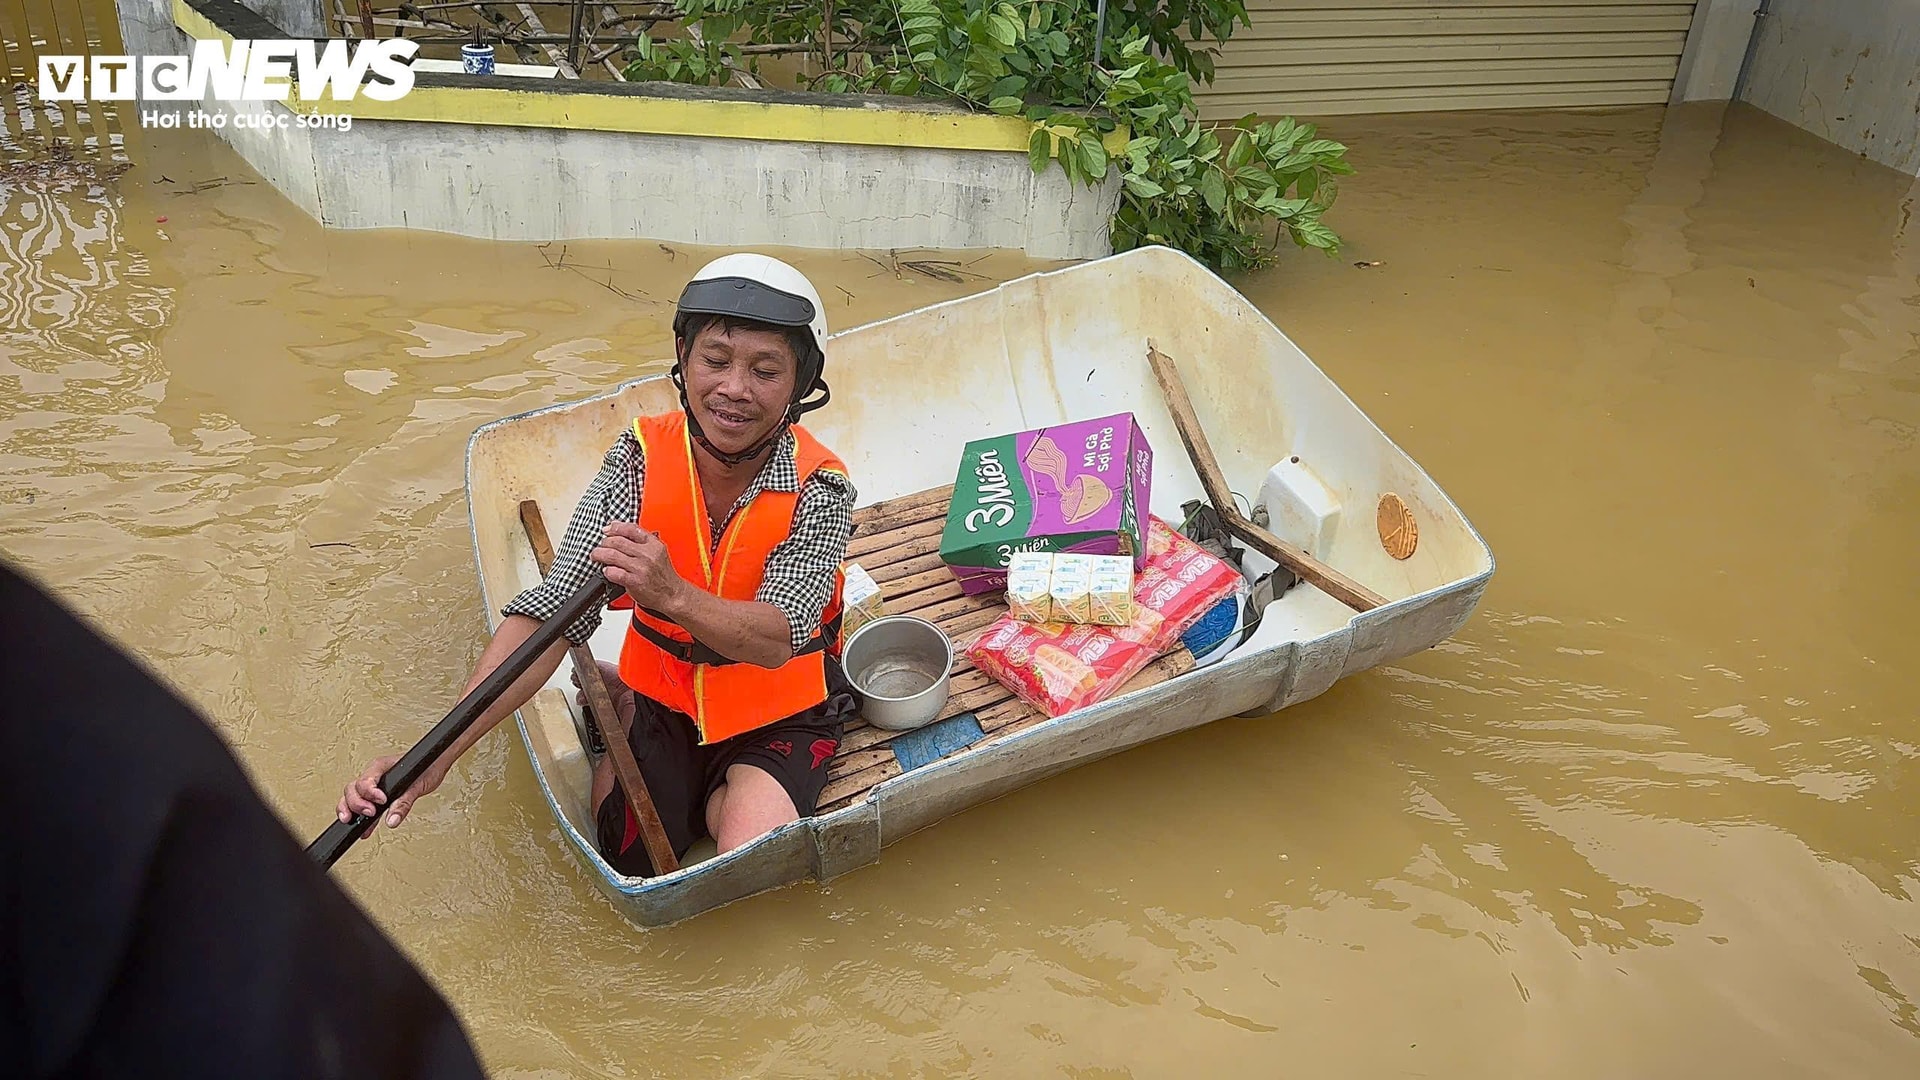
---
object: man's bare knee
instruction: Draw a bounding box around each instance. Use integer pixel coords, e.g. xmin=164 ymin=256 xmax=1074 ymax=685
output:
xmin=590 ymin=754 xmax=614 ymax=811
xmin=708 ymin=764 xmax=797 ymax=853
xmin=704 ymin=783 xmax=727 ymax=842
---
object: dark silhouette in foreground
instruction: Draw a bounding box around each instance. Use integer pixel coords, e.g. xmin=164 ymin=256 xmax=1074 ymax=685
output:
xmin=0 ymin=561 xmax=486 ymax=1080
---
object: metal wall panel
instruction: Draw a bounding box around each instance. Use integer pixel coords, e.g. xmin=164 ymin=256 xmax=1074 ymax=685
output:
xmin=1196 ymin=1 xmax=1700 ymax=120
xmin=0 ymin=0 xmax=127 ymax=161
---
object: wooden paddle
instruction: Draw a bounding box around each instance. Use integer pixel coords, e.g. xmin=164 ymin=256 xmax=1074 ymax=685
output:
xmin=1145 ymin=339 xmax=1388 ymax=613
xmin=307 ymin=574 xmax=618 ymax=870
xmin=519 ymin=500 xmax=680 ymax=876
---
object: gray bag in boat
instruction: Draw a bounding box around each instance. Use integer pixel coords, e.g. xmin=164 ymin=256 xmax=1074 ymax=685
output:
xmin=1178 ymin=498 xmax=1295 ymax=643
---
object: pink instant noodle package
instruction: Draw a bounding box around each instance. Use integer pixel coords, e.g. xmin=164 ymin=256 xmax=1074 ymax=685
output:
xmin=965 ymin=515 xmax=1244 ymax=717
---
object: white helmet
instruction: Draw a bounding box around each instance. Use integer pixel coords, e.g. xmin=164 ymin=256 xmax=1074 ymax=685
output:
xmin=672 ymin=253 xmax=830 ymax=420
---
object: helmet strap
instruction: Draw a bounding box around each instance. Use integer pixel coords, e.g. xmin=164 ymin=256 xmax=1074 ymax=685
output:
xmin=790 ymin=375 xmax=830 ymax=420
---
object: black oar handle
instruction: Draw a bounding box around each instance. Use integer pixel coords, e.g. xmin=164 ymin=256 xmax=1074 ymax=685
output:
xmin=308 ymin=575 xmax=620 ymax=870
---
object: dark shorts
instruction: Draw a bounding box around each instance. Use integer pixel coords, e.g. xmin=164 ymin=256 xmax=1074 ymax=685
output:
xmin=593 ymin=657 xmax=855 ymax=877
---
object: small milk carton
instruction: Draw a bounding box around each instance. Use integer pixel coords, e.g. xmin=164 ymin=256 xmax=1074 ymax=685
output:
xmin=1006 ymin=552 xmax=1055 ymax=624
xmin=1087 ymin=555 xmax=1135 ymax=626
xmin=1048 ymin=553 xmax=1095 ymax=624
xmin=840 ymin=563 xmax=887 ymax=638
xmin=939 ymin=412 xmax=1154 ymax=595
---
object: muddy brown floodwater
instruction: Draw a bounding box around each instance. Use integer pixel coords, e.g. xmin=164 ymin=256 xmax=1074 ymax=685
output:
xmin=3 ymin=100 xmax=1918 ymax=1077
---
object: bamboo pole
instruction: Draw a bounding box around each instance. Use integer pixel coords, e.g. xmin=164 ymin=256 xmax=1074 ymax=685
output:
xmin=515 ymin=1 xmax=580 ymax=77
xmin=597 ymin=4 xmax=635 ymax=78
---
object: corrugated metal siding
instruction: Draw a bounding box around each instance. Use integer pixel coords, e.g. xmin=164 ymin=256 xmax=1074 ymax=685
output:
xmin=0 ymin=0 xmax=128 ymax=162
xmin=1195 ymin=0 xmax=1700 ymax=121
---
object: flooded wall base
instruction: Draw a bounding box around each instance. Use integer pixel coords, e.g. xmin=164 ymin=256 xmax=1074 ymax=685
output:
xmin=1670 ymin=0 xmax=1759 ymax=104
xmin=1737 ymin=0 xmax=1920 ymax=176
xmin=111 ymin=0 xmax=1122 ymax=258
xmin=133 ymin=97 xmax=1120 ymax=257
xmin=291 ymin=118 xmax=1118 ymax=257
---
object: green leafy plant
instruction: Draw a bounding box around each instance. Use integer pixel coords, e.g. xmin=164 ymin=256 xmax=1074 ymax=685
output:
xmin=622 ymin=0 xmax=753 ymax=85
xmin=621 ymin=0 xmax=1353 ymax=271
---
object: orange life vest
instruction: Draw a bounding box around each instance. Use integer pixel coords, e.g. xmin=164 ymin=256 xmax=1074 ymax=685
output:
xmin=613 ymin=412 xmax=849 ymax=744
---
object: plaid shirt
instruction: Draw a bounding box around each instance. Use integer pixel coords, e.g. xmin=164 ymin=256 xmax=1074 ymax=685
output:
xmin=502 ymin=425 xmax=856 ymax=651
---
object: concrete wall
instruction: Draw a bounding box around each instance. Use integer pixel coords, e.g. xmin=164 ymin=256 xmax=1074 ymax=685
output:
xmin=188 ymin=106 xmax=1118 ymax=256
xmin=241 ymin=0 xmax=325 ymax=37
xmin=1669 ymin=0 xmax=1761 ymax=103
xmin=115 ymin=0 xmax=186 ymax=57
xmin=1737 ymin=0 xmax=1920 ymax=175
xmin=112 ymin=0 xmax=1119 ymax=257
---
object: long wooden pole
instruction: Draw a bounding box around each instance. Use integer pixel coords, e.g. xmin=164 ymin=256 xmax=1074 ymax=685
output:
xmin=1145 ymin=340 xmax=1387 ymax=613
xmin=309 ymin=575 xmax=615 ymax=868
xmin=519 ymin=501 xmax=680 ymax=875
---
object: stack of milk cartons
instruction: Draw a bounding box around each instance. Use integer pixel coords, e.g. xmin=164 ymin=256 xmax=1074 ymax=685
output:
xmin=1004 ymin=550 xmax=1136 ymax=627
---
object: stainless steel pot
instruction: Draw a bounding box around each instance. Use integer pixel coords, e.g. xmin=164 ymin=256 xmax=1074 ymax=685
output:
xmin=841 ymin=614 xmax=953 ymax=731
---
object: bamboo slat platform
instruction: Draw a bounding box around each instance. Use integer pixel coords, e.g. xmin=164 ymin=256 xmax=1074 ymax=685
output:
xmin=819 ymin=485 xmax=1195 ymax=813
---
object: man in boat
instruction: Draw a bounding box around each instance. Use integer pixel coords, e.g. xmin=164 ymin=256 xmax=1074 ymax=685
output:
xmin=337 ymin=253 xmax=859 ymax=875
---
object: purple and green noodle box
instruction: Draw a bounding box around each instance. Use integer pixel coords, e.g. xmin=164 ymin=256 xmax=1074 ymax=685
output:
xmin=939 ymin=412 xmax=1153 ymax=595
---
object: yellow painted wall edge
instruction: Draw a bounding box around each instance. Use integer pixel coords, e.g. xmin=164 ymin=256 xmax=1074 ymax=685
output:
xmin=172 ymin=0 xmax=1128 ymax=155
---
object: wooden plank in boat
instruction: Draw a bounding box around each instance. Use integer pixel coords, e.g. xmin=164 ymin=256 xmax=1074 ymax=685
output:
xmin=849 ymin=484 xmax=954 ymax=536
xmin=853 ymin=531 xmax=943 ymax=571
xmin=876 ymin=567 xmax=962 ymax=607
xmin=866 ymin=549 xmax=949 ymax=586
xmin=818 ymin=650 xmax=1195 ymax=813
xmin=820 ymin=485 xmax=1197 ymax=814
xmin=834 ymin=677 xmax=1016 ymax=757
xmin=840 ymin=666 xmax=1004 ymax=735
xmin=844 ymin=514 xmax=946 ymax=562
xmin=883 ymin=579 xmax=972 ymax=620
xmin=835 ymin=486 xmax=997 ymax=751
